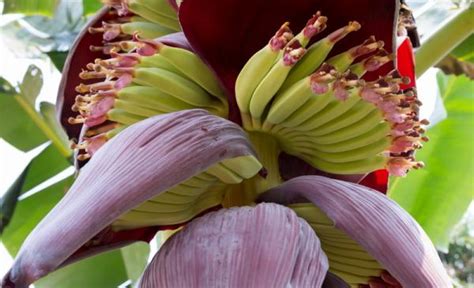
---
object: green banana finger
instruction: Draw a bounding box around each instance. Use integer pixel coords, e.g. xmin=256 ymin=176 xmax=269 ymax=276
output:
xmin=265 ymin=76 xmax=313 ymax=126
xmin=301 ymin=155 xmax=386 ymax=174
xmin=307 ymin=102 xmax=377 ymax=136
xmin=290 ymin=125 xmax=391 ymax=153
xmin=117 ymin=86 xmax=196 ymax=112
xmin=322 ymin=244 xmax=378 ymax=262
xmin=296 ymin=137 xmax=390 ymax=163
xmin=280 ymin=39 xmax=333 ymax=91
xmin=296 ymin=92 xmax=361 ymax=131
xmin=113 ymin=99 xmax=166 ymax=117
xmin=328 ymin=260 xmax=382 ymax=277
xmin=219 ymin=155 xmax=263 ymax=179
xmin=158 ymin=45 xmax=227 ymax=101
xmin=236 ymin=46 xmax=281 ymax=114
xmin=136 ymin=54 xmax=185 ymax=76
xmin=279 ymin=112 xmax=386 ymax=147
xmin=281 ymin=21 xmax=361 ymax=90
xmin=107 ymin=108 xmax=146 ymax=125
xmin=309 ymin=112 xmax=386 ymax=144
xmin=133 ymin=0 xmax=177 ymax=20
xmin=206 ymin=163 xmax=245 ymax=184
xmin=236 ymin=23 xmax=292 ymax=115
xmin=249 ymin=57 xmax=296 ymax=120
xmin=127 ymin=1 xmax=180 ymax=31
xmin=121 ymin=21 xmax=175 ymax=39
xmin=274 ymin=88 xmax=335 ymax=129
xmin=327 ymin=37 xmax=384 ymax=72
xmin=132 ymin=67 xmax=216 ymax=107
xmin=324 ymin=253 xmax=382 ymax=269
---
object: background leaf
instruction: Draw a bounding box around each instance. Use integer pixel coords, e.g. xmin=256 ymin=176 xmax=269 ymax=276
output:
xmin=121 ymin=242 xmax=150 ymax=283
xmin=35 ymin=250 xmax=129 ymax=288
xmin=0 ymin=1 xmax=86 ymax=58
xmin=83 ymin=0 xmax=103 ymax=16
xmin=2 ymin=0 xmax=60 ymax=17
xmin=0 ymin=77 xmax=47 ymax=151
xmin=1 ymin=177 xmax=73 ymax=255
xmin=40 ymin=101 xmax=71 ymax=151
xmin=389 ymin=72 xmax=474 ymax=251
xmin=0 ymin=165 xmax=30 ymax=233
xmin=0 ymin=144 xmax=71 ymax=233
xmin=19 ymin=65 xmax=43 ymax=106
xmin=46 ymin=51 xmax=69 ymax=71
xmin=451 ymin=34 xmax=474 ymax=64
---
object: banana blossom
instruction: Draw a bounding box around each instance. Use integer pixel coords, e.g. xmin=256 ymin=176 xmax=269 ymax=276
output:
xmin=2 ymin=0 xmax=451 ymax=287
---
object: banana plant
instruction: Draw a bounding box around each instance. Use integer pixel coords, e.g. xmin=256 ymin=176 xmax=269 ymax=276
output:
xmin=1 ymin=0 xmax=459 ymax=287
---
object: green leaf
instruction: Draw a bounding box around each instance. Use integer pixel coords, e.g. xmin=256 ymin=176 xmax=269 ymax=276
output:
xmin=0 ymin=144 xmax=71 ymax=232
xmin=2 ymin=0 xmax=60 ymax=16
xmin=0 ymin=165 xmax=31 ymax=233
xmin=121 ymin=242 xmax=150 ymax=283
xmin=83 ymin=0 xmax=103 ymax=15
xmin=451 ymin=34 xmax=474 ymax=63
xmin=0 ymin=77 xmax=15 ymax=94
xmin=46 ymin=51 xmax=69 ymax=72
xmin=1 ymin=177 xmax=73 ymax=255
xmin=22 ymin=144 xmax=72 ymax=193
xmin=19 ymin=65 xmax=43 ymax=106
xmin=35 ymin=250 xmax=129 ymax=288
xmin=40 ymin=101 xmax=72 ymax=153
xmin=389 ymin=72 xmax=474 ymax=251
xmin=0 ymin=78 xmax=48 ymax=151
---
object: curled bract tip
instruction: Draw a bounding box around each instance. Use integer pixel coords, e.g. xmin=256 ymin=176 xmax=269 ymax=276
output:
xmin=139 ymin=203 xmax=328 ymax=287
xmin=259 ymin=175 xmax=452 ymax=287
xmin=4 ymin=110 xmax=257 ymax=287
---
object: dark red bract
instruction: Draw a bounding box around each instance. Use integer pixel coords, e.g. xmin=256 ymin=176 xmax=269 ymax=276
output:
xmin=179 ymin=0 xmax=398 ymax=123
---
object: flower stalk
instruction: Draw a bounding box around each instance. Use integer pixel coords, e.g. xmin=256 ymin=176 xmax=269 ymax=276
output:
xmin=415 ymin=3 xmax=473 ymax=77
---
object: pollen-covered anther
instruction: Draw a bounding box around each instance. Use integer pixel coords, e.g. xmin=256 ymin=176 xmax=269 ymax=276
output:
xmin=128 ymin=34 xmax=161 ymax=56
xmin=361 ymin=52 xmax=394 ymax=72
xmin=89 ymin=41 xmax=123 ymax=54
xmin=386 ymin=157 xmax=424 ymax=177
xmin=269 ymin=22 xmax=294 ymax=51
xmin=68 ymin=115 xmax=86 ymax=125
xmin=371 ymin=82 xmax=400 ymax=94
xmin=106 ymin=52 xmax=140 ymax=68
xmin=327 ymin=21 xmax=361 ymax=43
xmin=360 ymin=87 xmax=383 ymax=104
xmin=333 ymin=77 xmax=361 ymax=101
xmin=71 ymin=134 xmax=109 ymax=160
xmin=349 ymin=36 xmax=385 ymax=58
xmin=76 ymin=153 xmax=91 ymax=161
xmin=103 ymin=0 xmax=129 ymax=16
xmin=102 ymin=22 xmax=123 ymax=41
xmin=389 ymin=136 xmax=425 ymax=153
xmin=79 ymin=69 xmax=108 ymax=80
xmin=70 ymin=141 xmax=87 ymax=150
xmin=309 ymin=71 xmax=336 ymax=94
xmin=302 ymin=12 xmax=328 ymax=39
xmin=75 ymin=81 xmax=115 ymax=93
xmin=283 ymin=40 xmax=306 ymax=66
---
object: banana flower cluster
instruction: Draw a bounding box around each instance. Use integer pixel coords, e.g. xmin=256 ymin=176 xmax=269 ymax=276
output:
xmin=2 ymin=0 xmax=451 ymax=287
